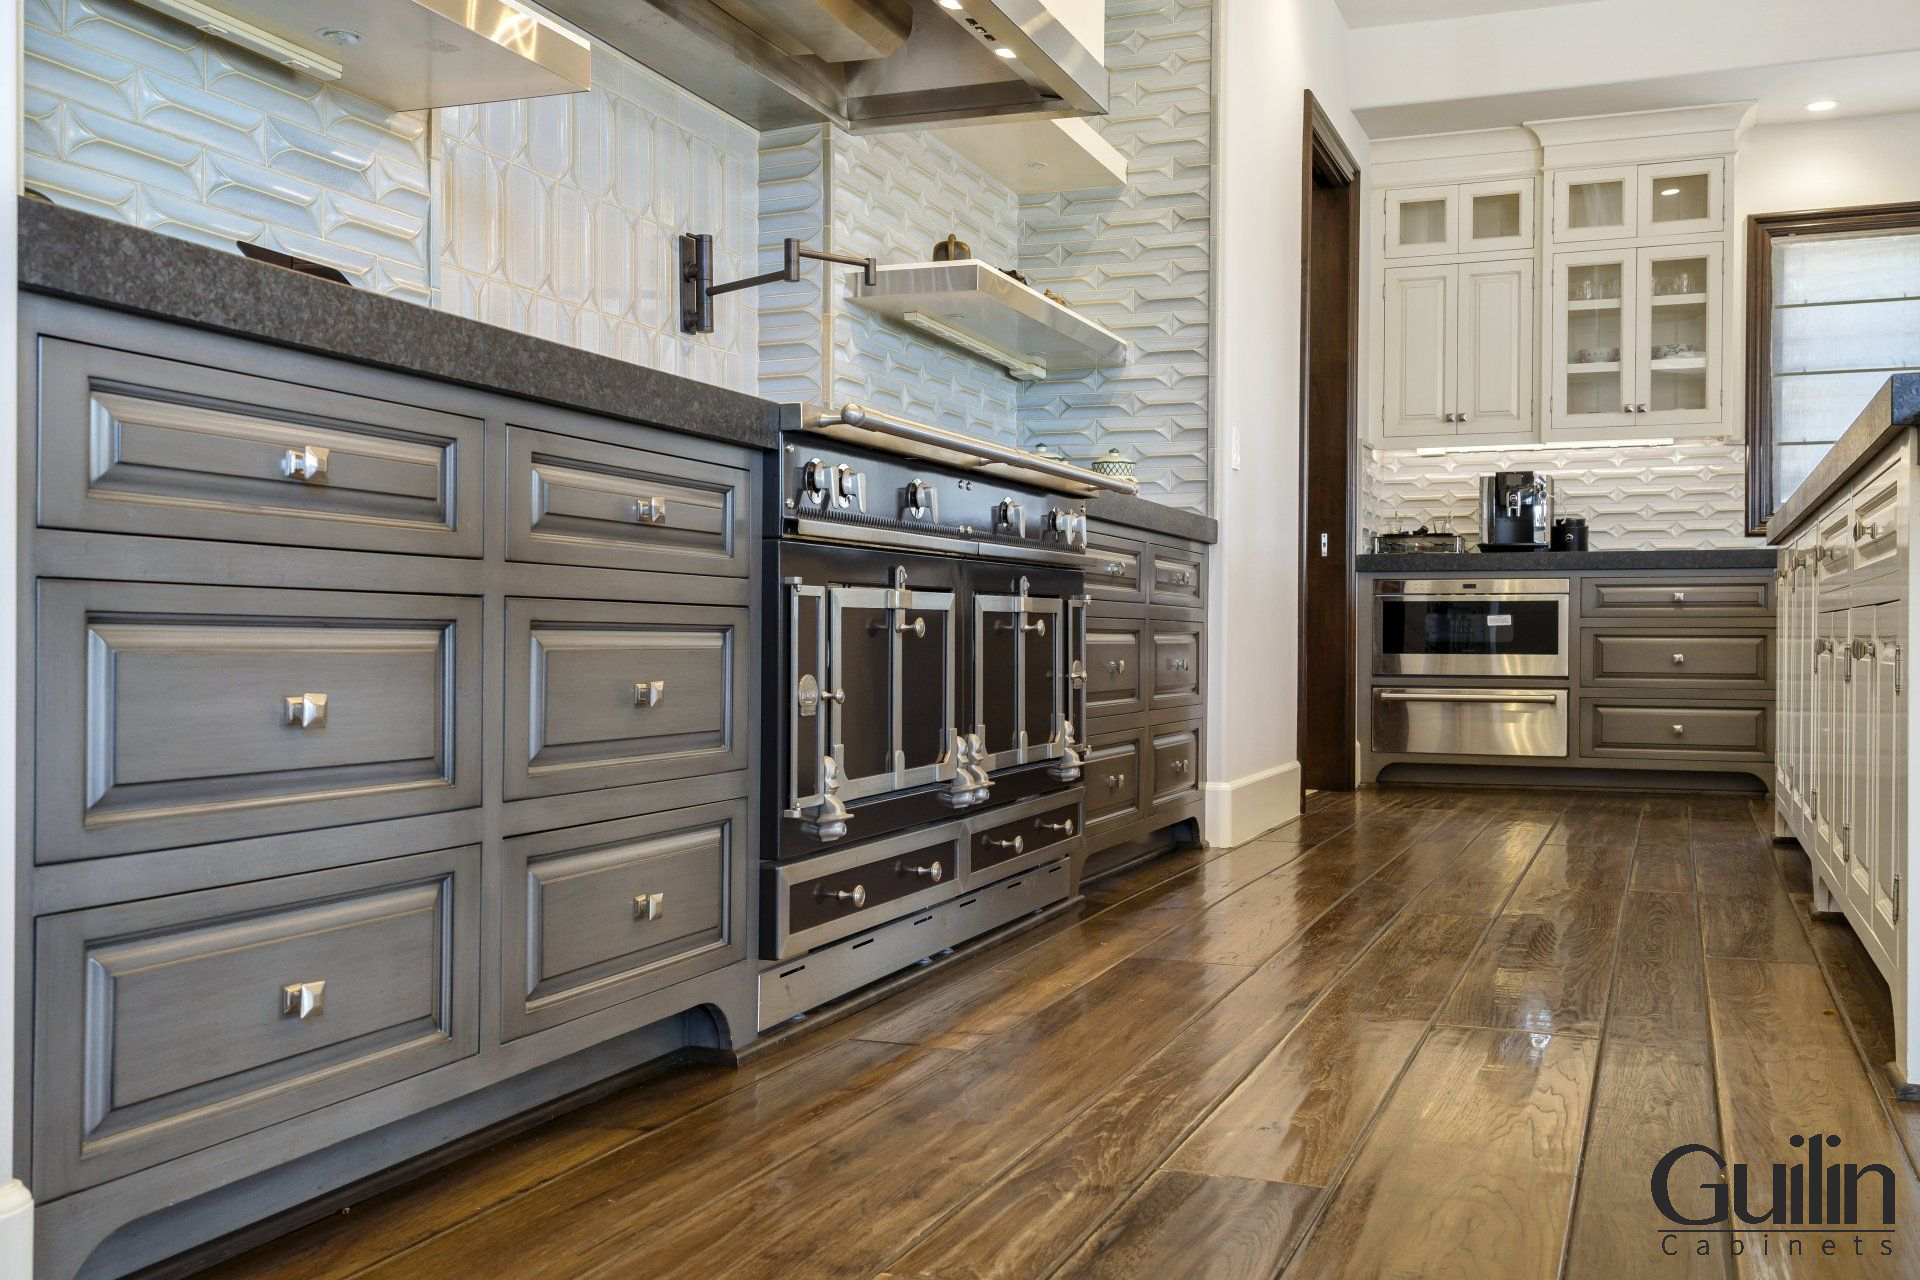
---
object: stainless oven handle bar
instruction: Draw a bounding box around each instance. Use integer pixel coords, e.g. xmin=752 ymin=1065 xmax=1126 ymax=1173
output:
xmin=810 ymin=403 xmax=1138 ymax=497
xmin=1377 ymin=690 xmax=1562 ymax=704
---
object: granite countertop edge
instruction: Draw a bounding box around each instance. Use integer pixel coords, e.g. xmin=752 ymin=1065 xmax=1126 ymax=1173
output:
xmin=1087 ymin=492 xmax=1218 ymax=544
xmin=18 ymin=198 xmax=784 ymax=451
xmin=1356 ymin=548 xmax=1778 ymax=572
xmin=1767 ymin=374 xmax=1920 ymax=544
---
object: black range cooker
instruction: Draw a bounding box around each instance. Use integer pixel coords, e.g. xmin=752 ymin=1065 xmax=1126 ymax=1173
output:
xmin=757 ymin=404 xmax=1131 ymax=1026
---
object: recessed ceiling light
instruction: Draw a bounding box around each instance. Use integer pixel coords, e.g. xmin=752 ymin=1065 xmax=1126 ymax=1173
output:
xmin=315 ymin=26 xmax=362 ymax=44
xmin=938 ymin=0 xmax=963 ymax=7
xmin=1660 ymin=187 xmax=1681 ymax=196
xmin=1806 ymin=99 xmax=1838 ymax=112
xmin=994 ymin=46 xmax=1017 ymax=58
xmin=1026 ymin=160 xmax=1048 ymax=170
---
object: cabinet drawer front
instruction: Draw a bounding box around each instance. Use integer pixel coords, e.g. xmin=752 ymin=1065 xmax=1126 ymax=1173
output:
xmin=1851 ymin=452 xmax=1905 ymax=578
xmin=1581 ymin=577 xmax=1771 ymax=618
xmin=1584 ymin=631 xmax=1772 ymax=685
xmin=503 ymin=801 xmax=740 ymax=1039
xmin=1149 ymin=548 xmax=1204 ymax=611
xmin=1085 ymin=534 xmax=1145 ymax=603
xmin=1151 ymin=726 xmax=1201 ymax=803
xmin=39 ymin=339 xmax=483 ymax=556
xmin=38 ymin=581 xmax=480 ymax=862
xmin=506 ymin=600 xmax=747 ymax=800
xmin=1149 ymin=623 xmax=1204 ymax=710
xmin=766 ymin=830 xmax=964 ymax=958
xmin=509 ymin=427 xmax=748 ymax=576
xmin=1085 ymin=734 xmax=1143 ymax=828
xmin=1584 ymin=702 xmax=1770 ymax=759
xmin=1086 ymin=620 xmax=1145 ymax=718
xmin=34 ymin=846 xmax=479 ymax=1196
xmin=972 ymin=803 xmax=1081 ymax=876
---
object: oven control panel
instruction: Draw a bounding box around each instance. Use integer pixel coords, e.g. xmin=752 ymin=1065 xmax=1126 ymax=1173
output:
xmin=778 ymin=437 xmax=1088 ymax=560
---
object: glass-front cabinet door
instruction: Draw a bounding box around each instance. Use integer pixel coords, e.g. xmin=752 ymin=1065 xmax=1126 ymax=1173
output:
xmin=1460 ymin=178 xmax=1534 ymax=254
xmin=1634 ymin=242 xmax=1720 ymax=428
xmin=1639 ymin=159 xmax=1724 ymax=238
xmin=1385 ymin=185 xmax=1458 ymax=259
xmin=1551 ymin=249 xmax=1636 ymax=433
xmin=1553 ymin=165 xmax=1636 ymax=242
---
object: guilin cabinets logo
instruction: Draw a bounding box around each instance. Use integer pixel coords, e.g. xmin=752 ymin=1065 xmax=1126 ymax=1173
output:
xmin=1652 ymin=1134 xmax=1897 ymax=1260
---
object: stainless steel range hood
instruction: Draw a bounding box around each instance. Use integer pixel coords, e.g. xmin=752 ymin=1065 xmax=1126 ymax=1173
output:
xmin=542 ymin=0 xmax=1107 ymax=132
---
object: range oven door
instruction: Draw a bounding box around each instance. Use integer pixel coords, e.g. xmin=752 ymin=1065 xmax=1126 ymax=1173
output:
xmin=1372 ymin=578 xmax=1569 ymax=679
xmin=974 ymin=576 xmax=1087 ymax=777
xmin=786 ymin=571 xmax=959 ymax=842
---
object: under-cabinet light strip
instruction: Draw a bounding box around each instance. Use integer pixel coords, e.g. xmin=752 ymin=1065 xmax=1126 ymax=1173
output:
xmin=1400 ymin=437 xmax=1693 ymax=457
xmin=139 ymin=0 xmax=345 ymax=80
xmin=902 ymin=311 xmax=1048 ymax=381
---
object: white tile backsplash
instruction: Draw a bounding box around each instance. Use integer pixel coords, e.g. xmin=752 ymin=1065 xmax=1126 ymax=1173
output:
xmin=1364 ymin=439 xmax=1758 ymax=550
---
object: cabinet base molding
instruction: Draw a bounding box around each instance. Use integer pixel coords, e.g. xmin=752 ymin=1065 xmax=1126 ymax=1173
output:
xmin=0 ymin=1181 xmax=32 ymax=1280
xmin=1202 ymin=760 xmax=1302 ymax=848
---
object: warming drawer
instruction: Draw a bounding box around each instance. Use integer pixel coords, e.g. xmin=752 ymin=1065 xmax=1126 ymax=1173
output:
xmin=1371 ymin=687 xmax=1569 ymax=758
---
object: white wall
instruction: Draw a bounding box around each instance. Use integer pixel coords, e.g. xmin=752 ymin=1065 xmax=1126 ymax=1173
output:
xmin=1208 ymin=0 xmax=1366 ymax=843
xmin=3 ymin=0 xmax=27 ymax=1268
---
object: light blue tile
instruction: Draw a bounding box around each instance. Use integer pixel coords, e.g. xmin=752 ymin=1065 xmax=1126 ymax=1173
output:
xmin=132 ymin=69 xmax=263 ymax=161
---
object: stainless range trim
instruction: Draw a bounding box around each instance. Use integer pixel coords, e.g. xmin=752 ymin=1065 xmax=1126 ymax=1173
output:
xmin=791 ymin=517 xmax=1089 ymax=568
xmin=806 ymin=404 xmax=1137 ymax=497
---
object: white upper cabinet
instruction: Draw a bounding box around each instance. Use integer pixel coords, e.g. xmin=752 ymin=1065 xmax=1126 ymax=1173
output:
xmin=1385 ymin=178 xmax=1535 ymax=259
xmin=1553 ymin=159 xmax=1725 ymax=244
xmin=1458 ymin=257 xmax=1535 ymax=435
xmin=1550 ymin=248 xmax=1637 ymax=433
xmin=1383 ymin=264 xmax=1457 ymax=436
xmin=1382 ymin=257 xmax=1534 ymax=444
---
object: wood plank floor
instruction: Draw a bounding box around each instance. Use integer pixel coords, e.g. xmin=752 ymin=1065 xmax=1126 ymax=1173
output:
xmin=193 ymin=787 xmax=1920 ymax=1280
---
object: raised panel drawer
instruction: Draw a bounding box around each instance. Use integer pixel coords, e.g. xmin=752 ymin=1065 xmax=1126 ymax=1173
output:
xmin=1582 ymin=701 xmax=1771 ymax=760
xmin=502 ymin=801 xmax=740 ymax=1040
xmin=971 ymin=802 xmax=1081 ymax=879
xmin=508 ymin=426 xmax=748 ymax=576
xmin=763 ymin=826 xmax=965 ymax=960
xmin=1085 ymin=731 xmax=1144 ymax=832
xmin=1086 ymin=617 xmax=1145 ymax=719
xmin=1580 ymin=577 xmax=1772 ymax=618
xmin=1583 ymin=630 xmax=1773 ymax=687
xmin=1085 ymin=533 xmax=1145 ymax=604
xmin=33 ymin=845 xmax=479 ymax=1196
xmin=1149 ymin=547 xmax=1204 ymax=612
xmin=1150 ymin=725 xmax=1201 ymax=805
xmin=1149 ymin=622 xmax=1204 ymax=713
xmin=37 ymin=581 xmax=480 ymax=862
xmin=1851 ymin=450 xmax=1906 ymax=580
xmin=38 ymin=338 xmax=483 ymax=557
xmin=505 ymin=599 xmax=747 ymax=800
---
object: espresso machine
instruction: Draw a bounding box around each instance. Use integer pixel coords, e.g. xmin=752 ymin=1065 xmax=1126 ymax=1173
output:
xmin=1478 ymin=471 xmax=1554 ymax=550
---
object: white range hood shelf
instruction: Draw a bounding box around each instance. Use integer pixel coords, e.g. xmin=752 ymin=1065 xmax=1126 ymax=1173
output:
xmin=846 ymin=260 xmax=1126 ymax=380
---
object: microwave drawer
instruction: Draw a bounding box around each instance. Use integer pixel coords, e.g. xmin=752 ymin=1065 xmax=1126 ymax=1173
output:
xmin=1371 ymin=687 xmax=1568 ymax=758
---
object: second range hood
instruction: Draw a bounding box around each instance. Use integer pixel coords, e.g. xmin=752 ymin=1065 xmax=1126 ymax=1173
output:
xmin=542 ymin=0 xmax=1107 ymax=132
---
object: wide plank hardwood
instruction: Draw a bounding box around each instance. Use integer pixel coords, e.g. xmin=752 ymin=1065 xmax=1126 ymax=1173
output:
xmin=1053 ymin=1172 xmax=1319 ymax=1280
xmin=1608 ymin=889 xmax=1712 ymax=1046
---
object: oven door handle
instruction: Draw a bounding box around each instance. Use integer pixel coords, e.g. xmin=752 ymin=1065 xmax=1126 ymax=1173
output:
xmin=1377 ymin=690 xmax=1561 ymax=704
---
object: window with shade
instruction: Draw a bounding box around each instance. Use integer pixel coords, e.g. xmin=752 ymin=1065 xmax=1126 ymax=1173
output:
xmin=1748 ymin=204 xmax=1920 ymax=532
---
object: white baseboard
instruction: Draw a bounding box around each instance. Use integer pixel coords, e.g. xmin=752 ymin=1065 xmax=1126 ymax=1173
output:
xmin=0 ymin=1180 xmax=32 ymax=1280
xmin=1203 ymin=760 xmax=1302 ymax=848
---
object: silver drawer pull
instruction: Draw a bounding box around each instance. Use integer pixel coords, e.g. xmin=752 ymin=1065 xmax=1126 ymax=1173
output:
xmin=283 ymin=692 xmax=328 ymax=729
xmin=1672 ymin=653 xmax=1686 ymax=665
xmin=896 ymin=616 xmax=926 ymax=638
xmin=1038 ymin=818 xmax=1076 ymax=835
xmin=634 ymin=680 xmax=666 ymax=707
xmin=821 ymin=884 xmax=866 ymax=908
xmin=985 ymin=835 xmax=1025 ymax=853
xmin=1171 ymin=759 xmax=1190 ymax=774
xmin=824 ymin=688 xmax=847 ymax=705
xmin=1105 ymin=562 xmax=1123 ymax=576
xmin=1672 ymin=724 xmax=1685 ymax=735
xmin=282 ymin=445 xmax=330 ymax=483
xmin=1109 ymin=659 xmax=1127 ymax=676
xmin=1851 ymin=638 xmax=1877 ymax=661
xmin=634 ymin=892 xmax=665 ymax=921
xmin=1169 ymin=657 xmax=1191 ymax=672
xmin=280 ymin=980 xmax=326 ymax=1019
xmin=1854 ymin=519 xmax=1880 ymax=541
xmin=1021 ymin=618 xmax=1048 ymax=636
xmin=634 ymin=496 xmax=668 ymax=525
xmin=904 ymin=862 xmax=944 ymax=881
xmin=1106 ymin=774 xmax=1122 ymax=788
xmin=1672 ymin=591 xmax=1687 ymax=603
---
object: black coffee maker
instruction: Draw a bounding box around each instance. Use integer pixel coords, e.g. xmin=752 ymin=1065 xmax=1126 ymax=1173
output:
xmin=1478 ymin=471 xmax=1554 ymax=551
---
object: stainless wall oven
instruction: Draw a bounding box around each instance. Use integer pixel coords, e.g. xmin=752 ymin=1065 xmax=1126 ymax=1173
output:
xmin=1372 ymin=577 xmax=1570 ymax=679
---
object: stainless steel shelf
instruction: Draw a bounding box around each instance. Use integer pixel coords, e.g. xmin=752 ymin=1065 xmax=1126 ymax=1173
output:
xmin=845 ymin=260 xmax=1127 ymax=378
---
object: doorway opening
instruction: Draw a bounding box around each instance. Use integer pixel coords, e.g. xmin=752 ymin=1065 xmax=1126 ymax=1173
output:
xmin=1298 ymin=92 xmax=1361 ymax=792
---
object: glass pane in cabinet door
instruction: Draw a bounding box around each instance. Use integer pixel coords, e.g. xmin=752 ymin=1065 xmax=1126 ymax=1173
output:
xmin=1564 ymin=261 xmax=1627 ymax=418
xmin=1648 ymin=172 xmax=1710 ymax=228
xmin=1471 ymin=192 xmax=1521 ymax=241
xmin=1565 ymin=178 xmax=1626 ymax=234
xmin=1645 ymin=254 xmax=1710 ymax=413
xmin=1398 ymin=199 xmax=1449 ymax=250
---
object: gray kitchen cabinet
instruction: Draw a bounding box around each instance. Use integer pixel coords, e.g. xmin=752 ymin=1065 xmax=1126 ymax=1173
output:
xmin=1085 ymin=614 xmax=1147 ymax=720
xmin=1083 ymin=726 xmax=1147 ymax=839
xmin=1085 ymin=529 xmax=1146 ymax=604
xmin=17 ymin=296 xmax=761 ymax=1280
xmin=33 ymin=846 xmax=480 ymax=1198
xmin=1581 ymin=628 xmax=1772 ymax=687
xmin=1147 ymin=620 xmax=1204 ymax=717
xmin=1580 ymin=698 xmax=1770 ymax=760
xmin=1149 ymin=721 xmax=1203 ymax=809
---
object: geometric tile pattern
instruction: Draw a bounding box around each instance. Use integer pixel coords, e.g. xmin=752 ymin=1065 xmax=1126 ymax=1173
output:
xmin=433 ymin=48 xmax=759 ymax=392
xmin=756 ymin=125 xmax=832 ymax=407
xmin=1017 ymin=0 xmax=1215 ymax=512
xmin=1364 ymin=438 xmax=1758 ymax=550
xmin=24 ymin=0 xmax=433 ymax=302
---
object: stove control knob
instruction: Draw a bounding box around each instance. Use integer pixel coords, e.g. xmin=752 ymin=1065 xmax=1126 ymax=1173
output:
xmin=801 ymin=458 xmax=834 ymax=507
xmin=995 ymin=498 xmax=1025 ymax=537
xmin=834 ymin=464 xmax=866 ymax=513
xmin=904 ymin=478 xmax=935 ymax=519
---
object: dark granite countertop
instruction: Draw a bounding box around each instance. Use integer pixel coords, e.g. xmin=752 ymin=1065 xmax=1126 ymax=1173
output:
xmin=17 ymin=198 xmax=782 ymax=450
xmin=1767 ymin=374 xmax=1920 ymax=544
xmin=1357 ymin=548 xmax=1776 ymax=573
xmin=1087 ymin=492 xmax=1218 ymax=545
